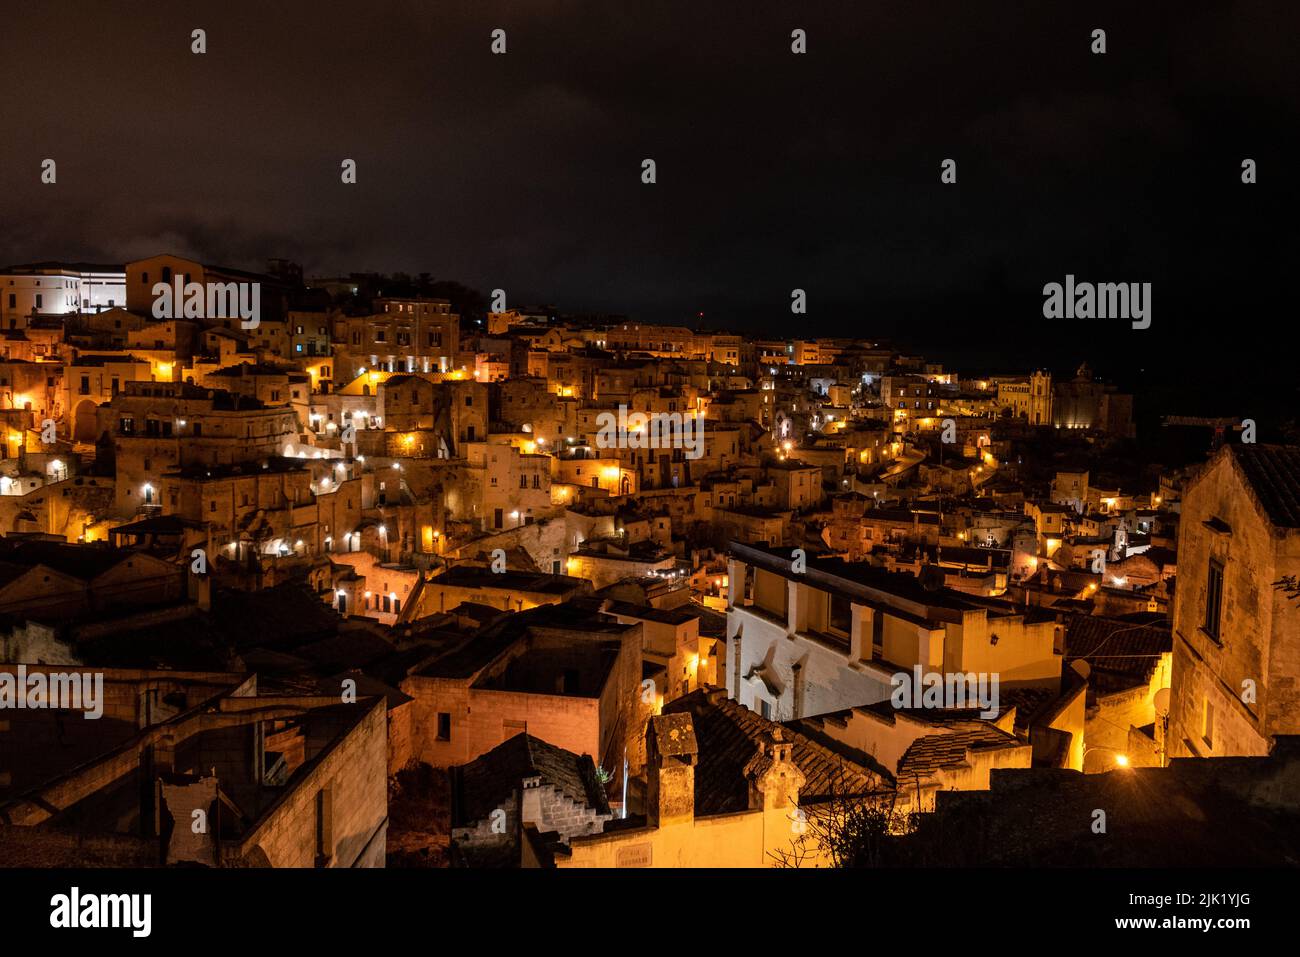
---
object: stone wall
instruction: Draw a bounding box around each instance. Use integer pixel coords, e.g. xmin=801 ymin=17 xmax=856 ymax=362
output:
xmin=235 ymin=698 xmax=388 ymax=868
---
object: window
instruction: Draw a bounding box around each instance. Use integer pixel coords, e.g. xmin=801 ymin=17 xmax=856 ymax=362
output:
xmin=436 ymin=713 xmax=451 ymax=741
xmin=315 ymin=787 xmax=334 ymax=865
xmin=829 ymin=593 xmax=852 ymax=634
xmin=759 ymin=698 xmax=772 ymax=720
xmin=1203 ymin=698 xmax=1215 ymax=750
xmin=520 ymin=475 xmax=528 ymax=488
xmin=1204 ymin=559 xmax=1224 ymax=641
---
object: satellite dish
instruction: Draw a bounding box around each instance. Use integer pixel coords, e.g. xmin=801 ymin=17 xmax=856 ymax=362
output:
xmin=1154 ymin=687 xmax=1171 ymax=718
xmin=1071 ymin=659 xmax=1091 ymax=680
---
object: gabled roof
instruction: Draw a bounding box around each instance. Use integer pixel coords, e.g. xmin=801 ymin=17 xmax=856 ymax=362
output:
xmin=662 ymin=689 xmax=882 ymax=816
xmin=1225 ymin=444 xmax=1300 ymax=529
xmin=451 ymin=732 xmax=609 ymax=827
xmin=209 ymin=582 xmax=342 ymax=650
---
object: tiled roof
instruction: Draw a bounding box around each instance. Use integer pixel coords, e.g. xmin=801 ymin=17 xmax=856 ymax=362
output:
xmin=210 ymin=582 xmax=342 ymax=650
xmin=451 ymin=732 xmax=609 ymax=828
xmin=1063 ymin=613 xmax=1171 ymax=697
xmin=1228 ymin=444 xmax=1300 ymax=529
xmin=662 ymin=689 xmax=882 ymax=816
xmin=997 ymin=687 xmax=1059 ymax=732
xmin=896 ymin=726 xmax=1021 ymax=782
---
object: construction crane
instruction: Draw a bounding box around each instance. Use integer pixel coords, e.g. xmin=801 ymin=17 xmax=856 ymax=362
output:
xmin=1160 ymin=416 xmax=1244 ymax=450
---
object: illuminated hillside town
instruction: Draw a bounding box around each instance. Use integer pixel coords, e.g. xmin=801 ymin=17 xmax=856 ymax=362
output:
xmin=1 ymin=255 xmax=1297 ymax=871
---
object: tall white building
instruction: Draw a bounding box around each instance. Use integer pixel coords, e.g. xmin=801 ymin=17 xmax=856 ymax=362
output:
xmin=0 ymin=261 xmax=126 ymax=326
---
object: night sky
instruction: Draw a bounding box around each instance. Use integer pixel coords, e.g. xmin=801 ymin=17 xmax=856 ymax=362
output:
xmin=1 ymin=1 xmax=1296 ymax=402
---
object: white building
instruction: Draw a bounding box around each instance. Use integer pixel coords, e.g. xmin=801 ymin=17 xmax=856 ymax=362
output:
xmin=724 ymin=541 xmax=1064 ymax=722
xmin=1 ymin=262 xmax=126 ymax=326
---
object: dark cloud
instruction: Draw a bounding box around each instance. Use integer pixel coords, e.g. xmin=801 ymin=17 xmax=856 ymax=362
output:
xmin=0 ymin=0 xmax=1294 ymax=383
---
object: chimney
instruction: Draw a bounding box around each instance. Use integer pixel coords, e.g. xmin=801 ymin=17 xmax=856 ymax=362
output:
xmin=744 ymin=728 xmax=806 ymax=813
xmin=520 ymin=773 xmax=543 ymax=827
xmin=159 ymin=774 xmax=219 ymax=866
xmin=646 ymin=713 xmax=697 ymax=828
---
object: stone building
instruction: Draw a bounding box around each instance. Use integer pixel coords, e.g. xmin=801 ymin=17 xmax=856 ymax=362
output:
xmin=331 ymin=297 xmax=460 ymax=382
xmin=102 ymin=382 xmax=299 ymax=516
xmin=1169 ymin=444 xmax=1300 ymax=758
xmin=1062 ymin=613 xmax=1172 ymax=770
xmin=551 ymin=690 xmax=881 ymax=868
xmin=449 ymin=732 xmax=612 ymax=866
xmin=399 ymin=602 xmax=643 ymax=795
xmin=0 ymin=666 xmax=388 ymax=867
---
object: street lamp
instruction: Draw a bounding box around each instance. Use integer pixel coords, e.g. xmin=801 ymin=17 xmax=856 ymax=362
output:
xmin=1083 ymin=745 xmax=1131 ymax=772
